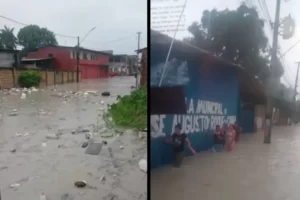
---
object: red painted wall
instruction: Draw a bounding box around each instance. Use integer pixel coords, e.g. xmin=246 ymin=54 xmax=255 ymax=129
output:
xmin=27 ymin=47 xmax=109 ymax=79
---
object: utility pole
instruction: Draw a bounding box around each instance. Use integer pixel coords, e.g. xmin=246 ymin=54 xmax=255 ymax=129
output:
xmin=294 ymin=62 xmax=300 ymax=103
xmin=264 ymin=0 xmax=281 ymax=144
xmin=136 ymin=31 xmax=141 ymax=88
xmin=76 ymin=36 xmax=80 ymax=83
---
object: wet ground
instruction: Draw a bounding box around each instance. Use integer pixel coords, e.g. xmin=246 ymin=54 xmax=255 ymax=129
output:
xmin=0 ymin=77 xmax=147 ymax=199
xmin=151 ymin=125 xmax=300 ymax=200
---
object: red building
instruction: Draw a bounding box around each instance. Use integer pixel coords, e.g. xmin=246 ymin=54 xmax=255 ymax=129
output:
xmin=26 ymin=45 xmax=110 ymax=79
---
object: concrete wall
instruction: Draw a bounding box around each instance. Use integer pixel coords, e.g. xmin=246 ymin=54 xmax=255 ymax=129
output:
xmin=0 ymin=52 xmax=15 ymax=68
xmin=0 ymin=68 xmax=81 ymax=89
xmin=150 ymin=48 xmax=239 ymax=169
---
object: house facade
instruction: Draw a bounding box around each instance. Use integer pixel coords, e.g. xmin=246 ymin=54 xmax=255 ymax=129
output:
xmin=108 ymin=54 xmax=138 ymax=75
xmin=0 ymin=49 xmax=19 ymax=68
xmin=26 ymin=45 xmax=110 ymax=79
xmin=150 ymin=30 xmax=264 ymax=169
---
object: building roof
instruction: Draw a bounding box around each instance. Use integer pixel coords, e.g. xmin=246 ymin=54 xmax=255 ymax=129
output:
xmin=151 ymin=29 xmax=265 ymax=103
xmin=21 ymin=57 xmax=54 ymax=62
xmin=0 ymin=49 xmax=20 ymax=53
xmin=29 ymin=45 xmax=111 ymax=56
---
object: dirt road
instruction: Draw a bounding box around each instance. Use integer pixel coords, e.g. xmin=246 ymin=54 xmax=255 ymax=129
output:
xmin=0 ymin=77 xmax=147 ymax=200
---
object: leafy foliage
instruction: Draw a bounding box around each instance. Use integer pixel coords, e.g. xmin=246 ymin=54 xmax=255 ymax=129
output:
xmin=0 ymin=25 xmax=17 ymax=50
xmin=18 ymin=70 xmax=41 ymax=88
xmin=108 ymin=86 xmax=147 ymax=130
xmin=17 ymin=25 xmax=58 ymax=50
xmin=184 ymin=3 xmax=283 ymax=80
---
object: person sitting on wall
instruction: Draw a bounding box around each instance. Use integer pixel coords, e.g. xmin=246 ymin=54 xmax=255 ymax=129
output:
xmin=212 ymin=125 xmax=225 ymax=152
xmin=165 ymin=123 xmax=196 ymax=167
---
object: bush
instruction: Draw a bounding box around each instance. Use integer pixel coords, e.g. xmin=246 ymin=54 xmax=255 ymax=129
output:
xmin=108 ymin=86 xmax=147 ymax=130
xmin=18 ymin=70 xmax=41 ymax=88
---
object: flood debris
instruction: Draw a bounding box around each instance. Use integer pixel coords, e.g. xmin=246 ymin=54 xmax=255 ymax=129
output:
xmin=40 ymin=192 xmax=48 ymax=200
xmin=100 ymin=175 xmax=106 ymax=182
xmin=85 ymin=142 xmax=103 ymax=155
xmin=9 ymin=109 xmax=18 ymax=116
xmin=138 ymin=159 xmax=147 ymax=173
xmin=61 ymin=193 xmax=74 ymax=200
xmin=20 ymin=93 xmax=26 ymax=99
xmin=10 ymin=148 xmax=16 ymax=153
xmin=10 ymin=183 xmax=21 ymax=189
xmin=101 ymin=91 xmax=110 ymax=96
xmin=15 ymin=132 xmax=29 ymax=137
xmin=74 ymin=180 xmax=87 ymax=188
xmin=85 ymin=132 xmax=92 ymax=140
xmin=46 ymin=133 xmax=59 ymax=140
xmin=82 ymin=142 xmax=89 ymax=148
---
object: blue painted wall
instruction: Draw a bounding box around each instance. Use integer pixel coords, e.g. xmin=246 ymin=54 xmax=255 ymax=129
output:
xmin=150 ymin=47 xmax=240 ymax=169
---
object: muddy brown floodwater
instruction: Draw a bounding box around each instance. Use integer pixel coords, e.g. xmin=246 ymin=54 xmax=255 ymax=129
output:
xmin=0 ymin=77 xmax=147 ymax=200
xmin=151 ymin=125 xmax=300 ymax=200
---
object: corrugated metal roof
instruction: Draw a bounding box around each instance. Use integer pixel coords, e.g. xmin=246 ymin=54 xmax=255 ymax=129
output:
xmin=21 ymin=57 xmax=54 ymax=62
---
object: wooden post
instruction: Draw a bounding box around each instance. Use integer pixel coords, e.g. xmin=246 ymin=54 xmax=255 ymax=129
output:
xmin=45 ymin=70 xmax=48 ymax=86
xmin=11 ymin=67 xmax=16 ymax=87
xmin=54 ymin=71 xmax=56 ymax=85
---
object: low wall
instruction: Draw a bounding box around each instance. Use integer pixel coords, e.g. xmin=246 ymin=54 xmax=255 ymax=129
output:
xmin=0 ymin=68 xmax=81 ymax=89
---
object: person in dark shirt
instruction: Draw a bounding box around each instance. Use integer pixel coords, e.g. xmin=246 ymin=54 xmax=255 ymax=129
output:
xmin=171 ymin=123 xmax=196 ymax=167
xmin=212 ymin=125 xmax=225 ymax=152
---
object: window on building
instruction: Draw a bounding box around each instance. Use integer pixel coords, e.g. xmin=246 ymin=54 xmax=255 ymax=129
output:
xmin=83 ymin=52 xmax=87 ymax=60
xmin=71 ymin=51 xmax=76 ymax=59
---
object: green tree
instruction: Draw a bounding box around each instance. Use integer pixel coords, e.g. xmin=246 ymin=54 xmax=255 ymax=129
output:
xmin=17 ymin=25 xmax=58 ymax=50
xmin=184 ymin=3 xmax=284 ymax=80
xmin=0 ymin=25 xmax=17 ymax=50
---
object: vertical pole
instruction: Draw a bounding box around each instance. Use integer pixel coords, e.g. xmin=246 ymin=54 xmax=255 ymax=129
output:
xmin=136 ymin=32 xmax=141 ymax=88
xmin=294 ymin=62 xmax=300 ymax=103
xmin=76 ymin=36 xmax=80 ymax=83
xmin=264 ymin=0 xmax=281 ymax=144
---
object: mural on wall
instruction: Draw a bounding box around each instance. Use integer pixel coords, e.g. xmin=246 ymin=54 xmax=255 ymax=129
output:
xmin=150 ymin=58 xmax=189 ymax=86
xmin=151 ymin=98 xmax=236 ymax=138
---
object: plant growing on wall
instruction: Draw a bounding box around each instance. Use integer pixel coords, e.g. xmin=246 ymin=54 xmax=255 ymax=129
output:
xmin=18 ymin=70 xmax=41 ymax=88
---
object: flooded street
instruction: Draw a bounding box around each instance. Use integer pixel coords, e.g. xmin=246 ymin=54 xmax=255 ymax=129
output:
xmin=0 ymin=77 xmax=147 ymax=199
xmin=151 ymin=125 xmax=300 ymax=200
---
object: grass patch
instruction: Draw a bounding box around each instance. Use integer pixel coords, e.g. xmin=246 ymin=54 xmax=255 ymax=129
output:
xmin=108 ymin=86 xmax=147 ymax=130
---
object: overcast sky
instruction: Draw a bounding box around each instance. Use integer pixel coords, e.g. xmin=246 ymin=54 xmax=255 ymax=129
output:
xmin=0 ymin=0 xmax=147 ymax=55
xmin=152 ymin=0 xmax=300 ymax=91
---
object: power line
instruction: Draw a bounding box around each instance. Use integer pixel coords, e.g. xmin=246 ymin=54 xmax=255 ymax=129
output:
xmin=0 ymin=14 xmax=77 ymax=38
xmin=0 ymin=14 xmax=139 ymax=45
